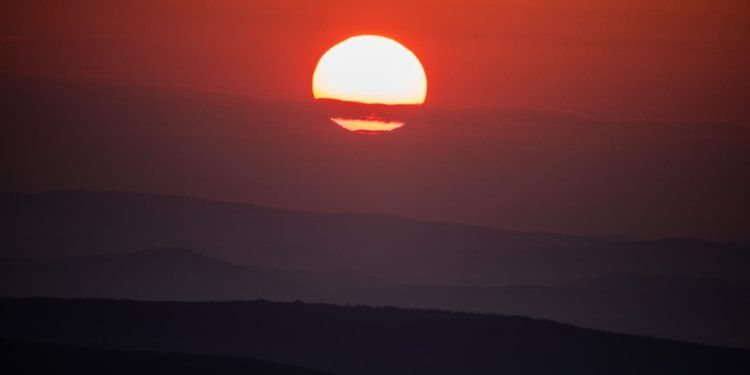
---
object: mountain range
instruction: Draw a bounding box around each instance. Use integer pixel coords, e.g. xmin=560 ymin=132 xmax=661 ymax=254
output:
xmin=2 ymin=190 xmax=749 ymax=349
xmin=3 ymin=191 xmax=748 ymax=286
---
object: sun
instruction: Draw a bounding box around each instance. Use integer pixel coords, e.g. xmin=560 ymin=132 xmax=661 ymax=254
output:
xmin=313 ymin=35 xmax=427 ymax=105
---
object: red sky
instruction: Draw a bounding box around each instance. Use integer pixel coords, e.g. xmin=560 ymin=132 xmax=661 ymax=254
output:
xmin=2 ymin=0 xmax=749 ymax=120
xmin=1 ymin=1 xmax=749 ymax=241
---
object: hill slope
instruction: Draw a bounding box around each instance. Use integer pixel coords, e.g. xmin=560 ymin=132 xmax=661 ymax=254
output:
xmin=321 ymin=276 xmax=750 ymax=349
xmin=2 ymin=339 xmax=330 ymax=375
xmin=0 ymin=247 xmax=301 ymax=300
xmin=0 ymin=298 xmax=747 ymax=374
xmin=2 ymin=191 xmax=749 ymax=285
xmin=3 ymin=249 xmax=749 ymax=348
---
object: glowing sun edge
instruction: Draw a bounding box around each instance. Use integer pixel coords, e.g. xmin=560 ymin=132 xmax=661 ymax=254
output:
xmin=331 ymin=117 xmax=405 ymax=133
xmin=312 ymin=35 xmax=427 ymax=105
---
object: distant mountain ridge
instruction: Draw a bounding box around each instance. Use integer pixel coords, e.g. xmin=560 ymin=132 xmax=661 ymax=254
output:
xmin=0 ymin=246 xmax=301 ymax=300
xmin=2 ymin=246 xmax=749 ymax=349
xmin=3 ymin=191 xmax=749 ymax=349
xmin=2 ymin=190 xmax=748 ymax=286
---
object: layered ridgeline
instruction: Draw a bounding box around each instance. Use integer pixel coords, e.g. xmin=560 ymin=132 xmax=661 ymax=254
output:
xmin=2 ymin=191 xmax=748 ymax=285
xmin=1 ymin=298 xmax=748 ymax=375
xmin=1 ymin=248 xmax=748 ymax=349
xmin=1 ymin=191 xmax=749 ymax=349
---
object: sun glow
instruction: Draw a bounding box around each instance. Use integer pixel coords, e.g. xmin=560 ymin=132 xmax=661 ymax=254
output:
xmin=313 ymin=35 xmax=427 ymax=105
xmin=331 ymin=117 xmax=405 ymax=133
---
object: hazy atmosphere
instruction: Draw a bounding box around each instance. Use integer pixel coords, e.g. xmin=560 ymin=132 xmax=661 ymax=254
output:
xmin=2 ymin=1 xmax=749 ymax=374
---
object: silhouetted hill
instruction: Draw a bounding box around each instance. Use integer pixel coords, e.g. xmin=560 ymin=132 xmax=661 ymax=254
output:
xmin=322 ymin=274 xmax=750 ymax=349
xmin=2 ymin=191 xmax=749 ymax=285
xmin=3 ymin=249 xmax=748 ymax=348
xmin=0 ymin=298 xmax=747 ymax=374
xmin=2 ymin=338 xmax=330 ymax=375
xmin=2 ymin=191 xmax=749 ymax=349
xmin=568 ymin=272 xmax=748 ymax=292
xmin=0 ymin=247 xmax=301 ymax=300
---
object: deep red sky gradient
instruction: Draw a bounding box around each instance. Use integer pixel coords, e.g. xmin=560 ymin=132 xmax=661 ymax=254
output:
xmin=1 ymin=1 xmax=749 ymax=241
xmin=2 ymin=79 xmax=748 ymax=241
xmin=2 ymin=0 xmax=749 ymax=120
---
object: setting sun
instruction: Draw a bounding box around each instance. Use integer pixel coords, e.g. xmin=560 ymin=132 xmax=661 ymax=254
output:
xmin=313 ymin=35 xmax=426 ymax=133
xmin=313 ymin=35 xmax=427 ymax=105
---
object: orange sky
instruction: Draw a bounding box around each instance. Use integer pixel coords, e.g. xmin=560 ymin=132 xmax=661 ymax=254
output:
xmin=2 ymin=0 xmax=749 ymax=121
xmin=1 ymin=1 xmax=749 ymax=240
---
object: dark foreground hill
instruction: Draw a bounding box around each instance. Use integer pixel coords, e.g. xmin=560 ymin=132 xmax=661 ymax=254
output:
xmin=1 ymin=339 xmax=330 ymax=375
xmin=0 ymin=298 xmax=748 ymax=374
xmin=321 ymin=273 xmax=750 ymax=349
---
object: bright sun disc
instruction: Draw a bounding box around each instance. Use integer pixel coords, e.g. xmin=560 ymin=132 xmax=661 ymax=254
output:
xmin=313 ymin=35 xmax=427 ymax=105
